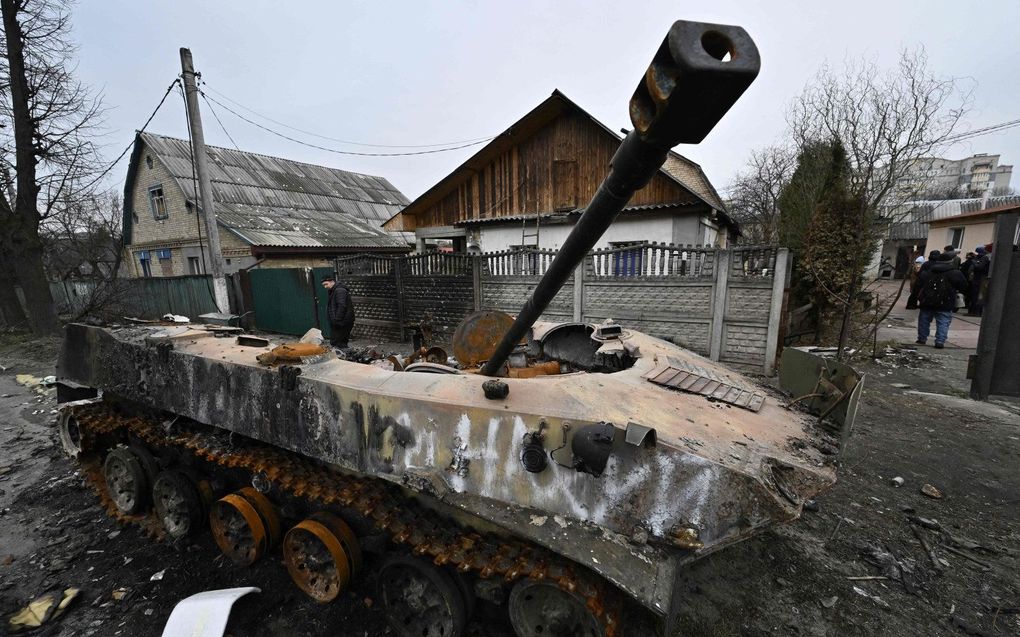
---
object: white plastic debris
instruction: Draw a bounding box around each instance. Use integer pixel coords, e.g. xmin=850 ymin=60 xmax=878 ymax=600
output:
xmin=298 ymin=328 xmax=324 ymax=345
xmin=161 ymin=314 xmax=190 ymax=324
xmin=161 ymin=587 xmax=260 ymax=637
xmin=150 ymin=568 xmax=166 ymax=582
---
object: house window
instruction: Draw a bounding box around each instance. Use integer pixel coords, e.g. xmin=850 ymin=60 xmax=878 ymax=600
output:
xmin=145 ymin=155 xmax=153 ymax=169
xmin=137 ymin=251 xmax=152 ymax=278
xmin=188 ymin=257 xmax=202 ymax=275
xmin=149 ymin=186 xmax=168 ymax=220
xmin=949 ymin=227 xmax=965 ymax=250
xmin=156 ymin=248 xmax=172 ymax=260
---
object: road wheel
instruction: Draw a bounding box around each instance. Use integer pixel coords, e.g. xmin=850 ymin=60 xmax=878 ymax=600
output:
xmin=378 ymin=555 xmax=468 ymax=637
xmin=508 ymin=579 xmax=604 ymax=637
xmin=209 ymin=488 xmax=279 ymax=565
xmin=152 ymin=470 xmax=206 ymax=540
xmin=57 ymin=411 xmax=86 ymax=457
xmin=284 ymin=512 xmax=361 ymax=602
xmin=103 ymin=447 xmax=151 ymax=514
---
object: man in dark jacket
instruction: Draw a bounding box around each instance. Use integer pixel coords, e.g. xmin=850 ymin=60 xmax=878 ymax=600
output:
xmin=322 ymin=275 xmax=355 ymax=348
xmin=914 ymin=252 xmax=968 ymax=349
xmin=967 ymin=245 xmax=991 ymax=316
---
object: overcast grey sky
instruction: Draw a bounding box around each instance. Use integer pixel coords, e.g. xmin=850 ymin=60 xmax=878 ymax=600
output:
xmin=75 ymin=0 xmax=1020 ymax=201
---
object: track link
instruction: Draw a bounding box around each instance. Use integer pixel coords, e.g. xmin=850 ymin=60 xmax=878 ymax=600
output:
xmin=69 ymin=402 xmax=621 ymax=635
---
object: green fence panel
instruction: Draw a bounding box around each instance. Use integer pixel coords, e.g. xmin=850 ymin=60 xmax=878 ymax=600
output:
xmin=136 ymin=276 xmax=218 ymax=319
xmin=249 ymin=268 xmax=318 ymax=336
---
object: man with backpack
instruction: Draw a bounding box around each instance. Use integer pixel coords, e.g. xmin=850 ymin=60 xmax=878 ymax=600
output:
xmin=914 ymin=251 xmax=968 ymax=349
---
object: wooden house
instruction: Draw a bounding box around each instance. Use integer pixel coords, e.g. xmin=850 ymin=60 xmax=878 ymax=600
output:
xmin=384 ymin=91 xmax=735 ymax=253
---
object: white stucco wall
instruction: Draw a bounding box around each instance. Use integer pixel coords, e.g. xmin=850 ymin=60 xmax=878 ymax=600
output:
xmin=476 ymin=213 xmax=713 ymax=253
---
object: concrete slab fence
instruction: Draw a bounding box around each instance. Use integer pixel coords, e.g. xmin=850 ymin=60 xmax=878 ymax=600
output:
xmin=318 ymin=243 xmax=791 ymax=374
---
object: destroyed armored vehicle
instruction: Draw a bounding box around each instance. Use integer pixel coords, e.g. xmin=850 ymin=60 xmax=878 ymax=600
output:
xmin=56 ymin=21 xmax=853 ymax=637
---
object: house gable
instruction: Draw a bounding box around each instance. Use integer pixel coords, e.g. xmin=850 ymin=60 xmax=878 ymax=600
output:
xmin=123 ymin=138 xmax=225 ymax=248
xmin=386 ymin=91 xmax=721 ymax=233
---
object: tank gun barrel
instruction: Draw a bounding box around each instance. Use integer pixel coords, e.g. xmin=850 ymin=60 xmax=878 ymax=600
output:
xmin=480 ymin=20 xmax=761 ymax=377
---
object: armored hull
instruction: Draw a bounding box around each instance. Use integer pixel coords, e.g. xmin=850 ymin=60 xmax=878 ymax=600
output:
xmin=58 ymin=319 xmax=837 ymax=633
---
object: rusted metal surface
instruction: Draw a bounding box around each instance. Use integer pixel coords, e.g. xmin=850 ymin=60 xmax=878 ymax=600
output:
xmin=452 ymin=310 xmax=517 ymax=367
xmin=507 ymin=361 xmax=560 ymax=378
xmin=59 ymin=319 xmax=838 ymax=628
xmin=210 ymin=489 xmax=280 ymax=565
xmin=283 ymin=513 xmax=359 ymax=602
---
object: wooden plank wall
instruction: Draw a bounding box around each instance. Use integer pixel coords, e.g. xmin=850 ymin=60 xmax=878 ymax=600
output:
xmin=417 ymin=111 xmax=698 ymax=228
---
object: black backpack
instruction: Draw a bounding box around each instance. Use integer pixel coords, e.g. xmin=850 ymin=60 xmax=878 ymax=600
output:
xmin=918 ymin=271 xmax=954 ymax=308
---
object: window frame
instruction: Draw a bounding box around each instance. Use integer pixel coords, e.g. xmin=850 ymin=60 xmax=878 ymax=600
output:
xmin=949 ymin=227 xmax=965 ymax=250
xmin=148 ymin=185 xmax=168 ymax=220
xmin=137 ymin=250 xmax=152 ymax=278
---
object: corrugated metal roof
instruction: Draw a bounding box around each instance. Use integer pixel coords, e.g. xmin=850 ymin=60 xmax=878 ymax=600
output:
xmin=881 ymin=195 xmax=1020 ymax=242
xmin=140 ymin=132 xmax=412 ymax=248
xmin=661 ymin=153 xmax=727 ymax=212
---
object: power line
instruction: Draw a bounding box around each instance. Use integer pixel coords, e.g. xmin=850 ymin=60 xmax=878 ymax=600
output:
xmin=944 ymin=119 xmax=1020 ymax=143
xmin=201 ymin=82 xmax=496 ymax=150
xmin=81 ymin=78 xmax=181 ymax=192
xmin=200 ymin=90 xmax=494 ymax=157
xmin=199 ymin=91 xmax=242 ymax=152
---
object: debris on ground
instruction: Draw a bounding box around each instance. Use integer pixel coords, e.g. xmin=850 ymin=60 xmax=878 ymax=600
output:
xmin=852 ymin=585 xmax=892 ymax=610
xmin=161 ymin=587 xmax=260 ymax=637
xmin=298 ymin=328 xmax=324 ymax=345
xmin=861 ymin=544 xmax=922 ymax=594
xmin=874 ymin=346 xmax=940 ymax=370
xmin=7 ymin=587 xmax=80 ymax=633
xmin=891 ymin=476 xmax=905 ymax=487
xmin=921 ymin=483 xmax=944 ymax=499
xmin=13 ymin=374 xmax=56 ymax=395
xmin=950 ymin=614 xmax=995 ymax=636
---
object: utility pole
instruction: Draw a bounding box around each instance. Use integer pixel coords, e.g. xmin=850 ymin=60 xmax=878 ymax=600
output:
xmin=179 ymin=47 xmax=230 ymax=314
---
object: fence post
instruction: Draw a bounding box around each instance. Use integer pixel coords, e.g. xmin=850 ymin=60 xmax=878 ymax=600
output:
xmin=709 ymin=248 xmax=729 ymax=361
xmin=472 ymin=255 xmax=482 ymax=311
xmin=763 ymin=248 xmax=790 ymax=375
xmin=394 ymin=259 xmax=406 ymax=342
xmin=306 ymin=268 xmax=320 ymax=329
xmin=573 ymin=263 xmax=584 ymax=322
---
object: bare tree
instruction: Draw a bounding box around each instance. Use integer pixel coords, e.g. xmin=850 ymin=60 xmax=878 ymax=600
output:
xmin=785 ymin=48 xmax=971 ymax=356
xmin=39 ymin=191 xmax=127 ymax=318
xmin=727 ymin=145 xmax=795 ymax=244
xmin=0 ymin=0 xmax=104 ymax=334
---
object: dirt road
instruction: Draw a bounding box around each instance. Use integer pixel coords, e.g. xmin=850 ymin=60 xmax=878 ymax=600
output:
xmin=1 ymin=335 xmax=1017 ymax=636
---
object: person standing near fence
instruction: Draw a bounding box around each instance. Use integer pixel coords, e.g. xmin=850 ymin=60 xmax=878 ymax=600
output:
xmin=914 ymin=252 xmax=968 ymax=349
xmin=322 ymin=275 xmax=355 ymax=348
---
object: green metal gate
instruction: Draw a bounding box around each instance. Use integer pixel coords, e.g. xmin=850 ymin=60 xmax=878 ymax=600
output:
xmin=248 ymin=268 xmax=320 ymax=336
